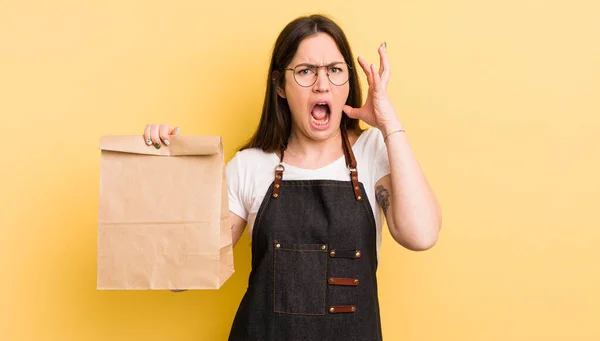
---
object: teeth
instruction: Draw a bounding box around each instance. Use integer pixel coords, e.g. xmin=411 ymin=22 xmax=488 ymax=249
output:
xmin=311 ymin=114 xmax=330 ymax=126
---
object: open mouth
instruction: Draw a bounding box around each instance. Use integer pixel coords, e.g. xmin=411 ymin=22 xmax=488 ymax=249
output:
xmin=310 ymin=102 xmax=331 ymax=127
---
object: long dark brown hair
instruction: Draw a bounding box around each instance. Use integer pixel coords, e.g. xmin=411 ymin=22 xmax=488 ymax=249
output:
xmin=239 ymin=14 xmax=363 ymax=152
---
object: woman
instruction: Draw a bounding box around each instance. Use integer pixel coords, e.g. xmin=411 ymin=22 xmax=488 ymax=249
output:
xmin=144 ymin=14 xmax=441 ymax=341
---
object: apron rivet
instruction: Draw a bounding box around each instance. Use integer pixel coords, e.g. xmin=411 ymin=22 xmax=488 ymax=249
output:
xmin=351 ymin=306 xmax=356 ymax=312
xmin=329 ymin=250 xmax=336 ymax=257
xmin=275 ymin=184 xmax=280 ymax=188
xmin=354 ymin=279 xmax=359 ymax=285
xmin=357 ymin=195 xmax=362 ymax=200
xmin=276 ymin=175 xmax=281 ymax=179
xmin=275 ymin=243 xmax=281 ymax=248
xmin=354 ymin=185 xmax=359 ymax=190
xmin=328 ymin=278 xmax=335 ymax=284
xmin=355 ymin=251 xmax=362 ymax=258
xmin=273 ymin=193 xmax=279 ymax=198
xmin=352 ymin=176 xmax=357 ymax=180
xmin=329 ymin=307 xmax=335 ymax=313
xmin=321 ymin=245 xmax=327 ymax=250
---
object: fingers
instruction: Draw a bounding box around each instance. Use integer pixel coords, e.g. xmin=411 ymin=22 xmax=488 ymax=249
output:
xmin=371 ymin=63 xmax=381 ymax=92
xmin=378 ymin=45 xmax=385 ymax=76
xmin=343 ymin=104 xmax=361 ymax=119
xmin=378 ymin=42 xmax=391 ymax=84
xmin=159 ymin=123 xmax=171 ymax=146
xmin=357 ymin=56 xmax=374 ymax=86
xmin=357 ymin=42 xmax=391 ymax=90
xmin=150 ymin=124 xmax=162 ymax=149
xmin=144 ymin=124 xmax=152 ymax=146
xmin=143 ymin=124 xmax=177 ymax=149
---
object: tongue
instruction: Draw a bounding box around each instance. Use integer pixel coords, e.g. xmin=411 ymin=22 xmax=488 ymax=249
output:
xmin=311 ymin=105 xmax=328 ymax=120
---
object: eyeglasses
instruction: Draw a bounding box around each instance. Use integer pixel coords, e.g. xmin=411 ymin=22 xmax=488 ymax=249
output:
xmin=284 ymin=62 xmax=352 ymax=87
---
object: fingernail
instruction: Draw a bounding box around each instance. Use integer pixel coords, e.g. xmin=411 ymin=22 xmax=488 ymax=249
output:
xmin=164 ymin=140 xmax=170 ymax=146
xmin=154 ymin=142 xmax=161 ymax=149
xmin=384 ymin=41 xmax=387 ymax=49
xmin=146 ymin=137 xmax=152 ymax=145
xmin=175 ymin=127 xmax=180 ymax=135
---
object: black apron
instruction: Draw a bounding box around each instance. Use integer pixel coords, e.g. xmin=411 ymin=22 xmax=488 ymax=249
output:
xmin=228 ymin=129 xmax=383 ymax=341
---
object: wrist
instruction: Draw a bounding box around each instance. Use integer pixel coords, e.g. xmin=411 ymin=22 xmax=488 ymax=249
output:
xmin=379 ymin=118 xmax=403 ymax=136
xmin=383 ymin=128 xmax=406 ymax=141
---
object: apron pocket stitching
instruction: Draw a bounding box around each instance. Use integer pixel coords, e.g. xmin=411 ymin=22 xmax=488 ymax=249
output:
xmin=273 ymin=243 xmax=327 ymax=316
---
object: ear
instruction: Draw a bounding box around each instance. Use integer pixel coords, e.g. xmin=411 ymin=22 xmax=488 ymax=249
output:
xmin=271 ymin=69 xmax=286 ymax=98
xmin=276 ymin=86 xmax=287 ymax=99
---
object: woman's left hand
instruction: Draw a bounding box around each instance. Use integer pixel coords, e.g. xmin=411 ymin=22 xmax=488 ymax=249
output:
xmin=343 ymin=43 xmax=402 ymax=134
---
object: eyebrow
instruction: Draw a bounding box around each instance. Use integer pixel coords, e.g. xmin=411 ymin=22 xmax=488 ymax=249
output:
xmin=293 ymin=61 xmax=345 ymax=67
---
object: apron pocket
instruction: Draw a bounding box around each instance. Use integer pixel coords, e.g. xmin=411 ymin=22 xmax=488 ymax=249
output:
xmin=273 ymin=242 xmax=328 ymax=315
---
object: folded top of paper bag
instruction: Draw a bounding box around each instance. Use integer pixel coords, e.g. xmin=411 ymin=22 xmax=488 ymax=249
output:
xmin=99 ymin=135 xmax=222 ymax=156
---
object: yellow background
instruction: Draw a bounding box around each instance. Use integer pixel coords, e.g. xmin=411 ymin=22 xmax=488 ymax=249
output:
xmin=1 ymin=0 xmax=599 ymax=340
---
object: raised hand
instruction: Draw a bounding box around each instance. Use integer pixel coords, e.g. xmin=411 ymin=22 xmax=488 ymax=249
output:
xmin=343 ymin=43 xmax=402 ymax=134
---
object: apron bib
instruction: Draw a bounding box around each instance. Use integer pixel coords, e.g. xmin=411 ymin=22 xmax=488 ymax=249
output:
xmin=228 ymin=129 xmax=383 ymax=341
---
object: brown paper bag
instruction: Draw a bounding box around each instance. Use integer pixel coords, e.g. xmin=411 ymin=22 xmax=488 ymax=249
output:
xmin=97 ymin=135 xmax=234 ymax=290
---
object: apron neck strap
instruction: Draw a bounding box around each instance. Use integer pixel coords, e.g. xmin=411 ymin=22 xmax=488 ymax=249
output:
xmin=341 ymin=127 xmax=357 ymax=170
xmin=341 ymin=127 xmax=363 ymax=201
xmin=272 ymin=127 xmax=364 ymax=201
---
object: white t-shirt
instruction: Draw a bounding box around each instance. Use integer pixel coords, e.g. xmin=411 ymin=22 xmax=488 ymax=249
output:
xmin=226 ymin=128 xmax=391 ymax=256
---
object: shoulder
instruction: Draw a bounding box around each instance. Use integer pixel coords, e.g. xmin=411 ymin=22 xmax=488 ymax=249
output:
xmin=226 ymin=147 xmax=278 ymax=176
xmin=361 ymin=127 xmax=384 ymax=143
xmin=228 ymin=147 xmax=274 ymax=164
xmin=353 ymin=127 xmax=385 ymax=156
xmin=226 ymin=148 xmax=278 ymax=217
xmin=354 ymin=128 xmax=390 ymax=183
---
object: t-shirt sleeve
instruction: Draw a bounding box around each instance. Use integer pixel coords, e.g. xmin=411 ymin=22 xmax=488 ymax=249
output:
xmin=225 ymin=152 xmax=249 ymax=221
xmin=372 ymin=129 xmax=391 ymax=183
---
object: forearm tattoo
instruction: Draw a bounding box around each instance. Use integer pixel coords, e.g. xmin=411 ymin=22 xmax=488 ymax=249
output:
xmin=375 ymin=185 xmax=390 ymax=216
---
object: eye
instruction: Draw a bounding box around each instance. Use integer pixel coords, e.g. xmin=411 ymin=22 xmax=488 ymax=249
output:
xmin=329 ymin=63 xmax=347 ymax=73
xmin=297 ymin=67 xmax=315 ymax=75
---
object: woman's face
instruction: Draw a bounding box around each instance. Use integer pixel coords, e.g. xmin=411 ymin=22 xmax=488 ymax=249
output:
xmin=279 ymin=33 xmax=350 ymax=142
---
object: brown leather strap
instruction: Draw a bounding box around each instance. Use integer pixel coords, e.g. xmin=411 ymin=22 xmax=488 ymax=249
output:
xmin=272 ymin=147 xmax=285 ymax=199
xmin=273 ymin=130 xmax=363 ymax=200
xmin=272 ymin=164 xmax=283 ymax=198
xmin=328 ymin=305 xmax=357 ymax=314
xmin=340 ymin=127 xmax=357 ymax=169
xmin=341 ymin=128 xmax=363 ymax=201
xmin=327 ymin=277 xmax=360 ymax=286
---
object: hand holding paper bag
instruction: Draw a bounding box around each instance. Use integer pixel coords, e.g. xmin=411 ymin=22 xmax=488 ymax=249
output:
xmin=142 ymin=123 xmax=180 ymax=149
xmin=97 ymin=132 xmax=234 ymax=290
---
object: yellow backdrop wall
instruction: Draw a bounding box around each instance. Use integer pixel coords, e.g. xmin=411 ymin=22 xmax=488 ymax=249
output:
xmin=1 ymin=0 xmax=599 ymax=340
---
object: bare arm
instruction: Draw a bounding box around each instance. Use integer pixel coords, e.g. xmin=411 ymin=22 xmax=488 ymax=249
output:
xmin=341 ymin=44 xmax=441 ymax=250
xmin=230 ymin=211 xmax=247 ymax=247
xmin=375 ymin=129 xmax=442 ymax=251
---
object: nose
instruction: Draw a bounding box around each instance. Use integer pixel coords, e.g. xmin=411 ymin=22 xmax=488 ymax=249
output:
xmin=312 ymin=67 xmax=330 ymax=93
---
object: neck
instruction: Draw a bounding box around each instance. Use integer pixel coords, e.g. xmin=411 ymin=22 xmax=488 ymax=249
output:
xmin=283 ymin=128 xmax=345 ymax=169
